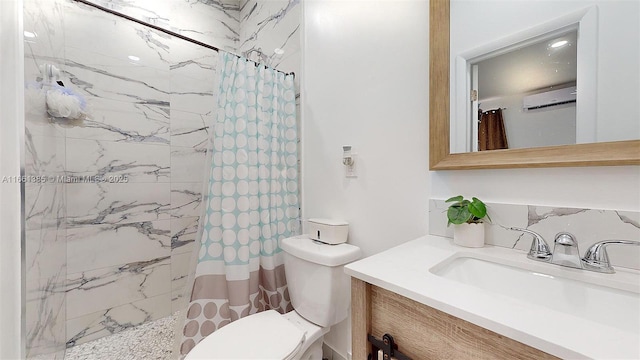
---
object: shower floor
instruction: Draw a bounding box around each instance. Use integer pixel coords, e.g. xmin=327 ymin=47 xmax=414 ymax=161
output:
xmin=63 ymin=313 xmax=177 ymax=360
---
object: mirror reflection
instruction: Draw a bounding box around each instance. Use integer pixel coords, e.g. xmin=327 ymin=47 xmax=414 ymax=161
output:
xmin=450 ymin=0 xmax=640 ymax=155
xmin=474 ymin=29 xmax=577 ymax=151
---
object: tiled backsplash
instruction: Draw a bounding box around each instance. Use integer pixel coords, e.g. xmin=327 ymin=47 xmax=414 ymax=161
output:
xmin=429 ymin=199 xmax=640 ymax=270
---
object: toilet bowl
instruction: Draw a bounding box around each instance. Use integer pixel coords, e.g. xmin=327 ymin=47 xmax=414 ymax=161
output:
xmin=184 ymin=310 xmax=329 ymax=360
xmin=185 ymin=235 xmax=361 ymax=360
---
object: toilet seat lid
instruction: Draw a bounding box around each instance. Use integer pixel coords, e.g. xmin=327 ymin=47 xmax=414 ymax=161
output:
xmin=185 ymin=310 xmax=305 ymax=360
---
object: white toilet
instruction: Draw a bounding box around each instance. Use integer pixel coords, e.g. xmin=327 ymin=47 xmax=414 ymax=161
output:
xmin=185 ymin=235 xmax=361 ymax=360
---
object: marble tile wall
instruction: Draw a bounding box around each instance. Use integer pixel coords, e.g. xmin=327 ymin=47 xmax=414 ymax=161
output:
xmin=83 ymin=0 xmax=240 ymax=52
xmin=429 ymin=199 xmax=640 ymax=270
xmin=23 ymin=0 xmax=223 ymax=355
xmin=238 ymin=0 xmax=301 ymax=74
xmin=62 ymin=0 xmax=218 ymax=348
xmin=59 ymin=0 xmax=172 ymax=349
xmin=24 ymin=0 xmax=301 ymax=356
xmin=24 ymin=0 xmax=67 ymax=358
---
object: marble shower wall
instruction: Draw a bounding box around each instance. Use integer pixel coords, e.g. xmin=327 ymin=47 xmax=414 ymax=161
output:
xmin=429 ymin=199 xmax=640 ymax=270
xmin=238 ymin=0 xmax=301 ymax=75
xmin=83 ymin=0 xmax=240 ymax=52
xmin=24 ymin=0 xmax=67 ymax=358
xmin=62 ymin=0 xmax=218 ymax=348
xmin=23 ymin=0 xmax=224 ymax=354
xmin=24 ymin=0 xmax=301 ymax=355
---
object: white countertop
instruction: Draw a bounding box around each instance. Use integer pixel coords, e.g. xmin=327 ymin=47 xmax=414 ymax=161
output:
xmin=344 ymin=235 xmax=640 ymax=360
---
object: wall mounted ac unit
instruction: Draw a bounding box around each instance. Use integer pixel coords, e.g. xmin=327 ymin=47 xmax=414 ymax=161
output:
xmin=523 ymin=86 xmax=576 ymax=111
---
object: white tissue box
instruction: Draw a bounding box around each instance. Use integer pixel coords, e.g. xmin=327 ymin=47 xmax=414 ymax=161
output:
xmin=307 ymin=218 xmax=349 ymax=245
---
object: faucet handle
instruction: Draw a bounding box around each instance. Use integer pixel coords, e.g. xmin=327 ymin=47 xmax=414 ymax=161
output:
xmin=582 ymin=240 xmax=640 ymax=274
xmin=509 ymin=227 xmax=552 ymax=262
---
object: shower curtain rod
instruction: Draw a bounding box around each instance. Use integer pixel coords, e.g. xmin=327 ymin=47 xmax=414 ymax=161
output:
xmin=72 ymin=0 xmax=295 ymax=77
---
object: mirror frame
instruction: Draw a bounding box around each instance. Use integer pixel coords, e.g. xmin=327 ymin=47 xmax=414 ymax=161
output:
xmin=429 ymin=0 xmax=640 ymax=170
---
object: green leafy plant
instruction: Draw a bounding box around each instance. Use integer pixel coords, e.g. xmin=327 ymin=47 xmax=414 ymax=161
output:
xmin=445 ymin=195 xmax=490 ymax=226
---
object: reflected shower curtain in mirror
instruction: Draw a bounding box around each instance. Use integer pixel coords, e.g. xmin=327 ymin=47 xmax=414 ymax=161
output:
xmin=478 ymin=108 xmax=509 ymax=151
xmin=179 ymin=51 xmax=299 ymax=356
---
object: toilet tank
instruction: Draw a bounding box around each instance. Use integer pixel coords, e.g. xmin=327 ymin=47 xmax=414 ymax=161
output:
xmin=280 ymin=236 xmax=361 ymax=327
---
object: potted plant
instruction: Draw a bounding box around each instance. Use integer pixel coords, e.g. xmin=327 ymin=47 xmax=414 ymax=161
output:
xmin=446 ymin=195 xmax=490 ymax=247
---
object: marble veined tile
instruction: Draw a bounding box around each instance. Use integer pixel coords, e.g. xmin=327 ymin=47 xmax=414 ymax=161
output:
xmin=170 ymin=147 xmax=207 ymax=183
xmin=169 ymin=71 xmax=217 ymax=115
xmin=66 ymin=292 xmax=171 ymax=347
xmin=25 ymin=183 xmax=66 ymax=231
xmin=26 ymin=229 xmax=67 ymax=282
xmin=167 ymin=0 xmax=239 ymax=51
xmin=23 ymin=0 xmax=65 ymax=59
xmin=166 ymin=36 xmax=217 ymax=70
xmin=67 ymin=220 xmax=171 ymax=274
xmin=63 ymin=54 xmax=170 ymax=105
xmin=25 ymin=227 xmax=66 ymax=356
xmin=239 ymin=0 xmax=301 ymax=73
xmin=171 ymin=251 xmax=192 ymax=291
xmin=25 ymin=133 xmax=66 ymax=177
xmin=65 ymin=256 xmax=171 ymax=319
xmin=527 ymin=206 xmax=640 ymax=270
xmin=80 ymin=0 xmax=172 ymax=33
xmin=80 ymin=0 xmax=239 ymax=52
xmin=170 ymin=111 xmax=210 ymax=149
xmin=65 ymin=138 xmax=170 ymax=183
xmin=171 ymin=216 xmax=199 ymax=254
xmin=170 ymin=183 xmax=203 ymax=219
xmin=25 ymin=273 xmax=66 ymax=355
xmin=66 ymin=182 xmax=170 ymax=227
xmin=170 ymin=68 xmax=217 ymax=114
xmin=170 ymin=251 xmax=193 ymax=313
xmin=65 ymin=96 xmax=170 ymax=144
xmin=484 ymin=202 xmax=529 ymax=249
xmin=64 ymin=1 xmax=172 ymax=69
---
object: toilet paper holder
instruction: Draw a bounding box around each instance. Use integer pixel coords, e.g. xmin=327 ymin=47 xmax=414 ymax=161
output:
xmin=367 ymin=333 xmax=411 ymax=360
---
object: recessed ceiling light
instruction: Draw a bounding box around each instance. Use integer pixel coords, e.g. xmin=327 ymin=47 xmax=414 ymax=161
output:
xmin=23 ymin=31 xmax=36 ymax=38
xmin=551 ymin=40 xmax=568 ymax=48
xmin=274 ymin=48 xmax=285 ymax=55
xmin=128 ymin=55 xmax=140 ymax=61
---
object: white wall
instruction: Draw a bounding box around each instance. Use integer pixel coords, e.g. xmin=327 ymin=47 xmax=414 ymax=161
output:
xmin=0 ymin=0 xmax=25 ymax=358
xmin=301 ymin=0 xmax=429 ymax=357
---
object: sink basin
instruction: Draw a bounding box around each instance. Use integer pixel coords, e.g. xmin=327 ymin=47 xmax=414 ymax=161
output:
xmin=431 ymin=256 xmax=640 ymax=334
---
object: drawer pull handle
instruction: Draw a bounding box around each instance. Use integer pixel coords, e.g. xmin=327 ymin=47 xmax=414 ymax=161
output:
xmin=367 ymin=333 xmax=411 ymax=360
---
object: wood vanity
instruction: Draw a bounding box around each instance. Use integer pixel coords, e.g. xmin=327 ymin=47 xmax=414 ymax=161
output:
xmin=351 ymin=278 xmax=558 ymax=360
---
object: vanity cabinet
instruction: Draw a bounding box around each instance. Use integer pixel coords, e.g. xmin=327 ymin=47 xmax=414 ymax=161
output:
xmin=351 ymin=278 xmax=559 ymax=360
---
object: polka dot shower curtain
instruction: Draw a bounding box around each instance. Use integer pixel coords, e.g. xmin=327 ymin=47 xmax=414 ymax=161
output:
xmin=179 ymin=51 xmax=299 ymax=356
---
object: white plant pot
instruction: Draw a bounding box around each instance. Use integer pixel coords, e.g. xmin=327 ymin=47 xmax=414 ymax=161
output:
xmin=453 ymin=223 xmax=485 ymax=248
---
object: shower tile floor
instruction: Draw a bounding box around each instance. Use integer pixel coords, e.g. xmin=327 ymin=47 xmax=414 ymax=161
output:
xmin=32 ymin=313 xmax=178 ymax=360
xmin=66 ymin=314 xmax=177 ymax=360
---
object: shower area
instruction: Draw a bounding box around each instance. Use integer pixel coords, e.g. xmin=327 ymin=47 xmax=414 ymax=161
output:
xmin=22 ymin=0 xmax=301 ymax=358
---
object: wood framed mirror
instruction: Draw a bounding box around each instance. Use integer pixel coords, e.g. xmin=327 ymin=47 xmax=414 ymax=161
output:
xmin=429 ymin=0 xmax=640 ymax=170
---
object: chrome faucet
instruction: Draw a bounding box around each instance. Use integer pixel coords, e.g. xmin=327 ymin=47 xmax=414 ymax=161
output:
xmin=550 ymin=232 xmax=582 ymax=269
xmin=582 ymin=240 xmax=640 ymax=274
xmin=509 ymin=227 xmax=639 ymax=274
xmin=511 ymin=227 xmax=552 ymax=261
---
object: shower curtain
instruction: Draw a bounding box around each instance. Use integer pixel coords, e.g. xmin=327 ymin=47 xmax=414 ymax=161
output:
xmin=179 ymin=51 xmax=299 ymax=356
xmin=478 ymin=108 xmax=509 ymax=151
